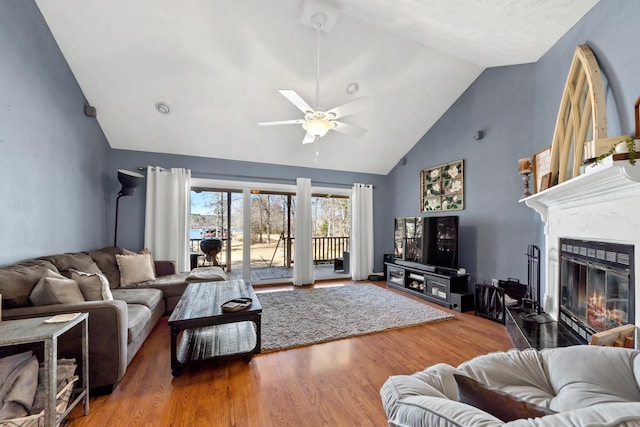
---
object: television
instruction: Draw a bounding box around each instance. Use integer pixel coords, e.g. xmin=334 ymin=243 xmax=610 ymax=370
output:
xmin=394 ymin=216 xmax=459 ymax=270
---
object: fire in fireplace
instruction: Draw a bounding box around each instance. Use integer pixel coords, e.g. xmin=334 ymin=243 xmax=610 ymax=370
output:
xmin=559 ymin=238 xmax=635 ymax=343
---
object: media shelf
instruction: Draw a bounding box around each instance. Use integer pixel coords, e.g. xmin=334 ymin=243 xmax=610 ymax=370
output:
xmin=385 ymin=262 xmax=469 ymax=309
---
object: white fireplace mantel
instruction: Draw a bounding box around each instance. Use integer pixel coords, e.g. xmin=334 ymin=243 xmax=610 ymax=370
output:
xmin=519 ymin=157 xmax=640 ymax=333
xmin=522 ymin=157 xmax=640 ymax=226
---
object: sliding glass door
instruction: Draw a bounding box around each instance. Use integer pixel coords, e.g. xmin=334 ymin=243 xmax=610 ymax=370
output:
xmin=310 ymin=194 xmax=350 ymax=277
xmin=190 ymin=189 xmax=243 ymax=272
xmin=190 ymin=178 xmax=352 ymax=283
xmin=249 ymin=191 xmax=294 ymax=280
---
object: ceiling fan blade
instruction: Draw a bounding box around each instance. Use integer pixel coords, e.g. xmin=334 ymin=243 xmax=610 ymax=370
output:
xmin=326 ymin=96 xmax=372 ymax=119
xmin=332 ymin=121 xmax=367 ymax=137
xmin=302 ymin=132 xmax=316 ymax=144
xmin=257 ymin=119 xmax=305 ymax=126
xmin=279 ymin=90 xmax=314 ymax=114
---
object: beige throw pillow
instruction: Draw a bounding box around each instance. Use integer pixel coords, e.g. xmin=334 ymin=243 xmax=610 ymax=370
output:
xmin=122 ymin=247 xmax=156 ymax=275
xmin=115 ymin=253 xmax=156 ymax=286
xmin=29 ymin=269 xmax=85 ymax=306
xmin=70 ymin=269 xmax=113 ymax=301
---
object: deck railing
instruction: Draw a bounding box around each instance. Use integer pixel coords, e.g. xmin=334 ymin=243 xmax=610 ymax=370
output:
xmin=312 ymin=236 xmax=349 ymax=264
xmin=190 ymin=236 xmax=349 ymax=267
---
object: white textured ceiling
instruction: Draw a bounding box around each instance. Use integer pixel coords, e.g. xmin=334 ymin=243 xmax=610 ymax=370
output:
xmin=35 ymin=0 xmax=599 ymax=175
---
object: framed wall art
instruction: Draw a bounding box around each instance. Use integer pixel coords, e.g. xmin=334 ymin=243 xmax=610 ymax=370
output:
xmin=421 ymin=159 xmax=464 ymax=212
xmin=533 ymin=146 xmax=551 ymax=193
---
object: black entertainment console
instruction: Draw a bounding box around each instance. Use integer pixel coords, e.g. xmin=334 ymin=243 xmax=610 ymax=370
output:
xmin=385 ymin=262 xmax=471 ymax=311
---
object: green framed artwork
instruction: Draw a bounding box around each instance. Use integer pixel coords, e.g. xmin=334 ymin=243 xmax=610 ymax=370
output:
xmin=421 ymin=159 xmax=464 ymax=212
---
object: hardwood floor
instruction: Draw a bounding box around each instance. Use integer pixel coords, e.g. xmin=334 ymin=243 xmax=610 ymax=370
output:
xmin=65 ymin=280 xmax=514 ymax=427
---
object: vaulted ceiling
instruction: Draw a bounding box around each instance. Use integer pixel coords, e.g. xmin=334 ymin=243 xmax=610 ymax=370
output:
xmin=35 ymin=0 xmax=599 ymax=174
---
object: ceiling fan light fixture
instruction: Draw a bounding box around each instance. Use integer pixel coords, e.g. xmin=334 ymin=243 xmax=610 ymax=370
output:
xmin=302 ymin=118 xmax=334 ymax=136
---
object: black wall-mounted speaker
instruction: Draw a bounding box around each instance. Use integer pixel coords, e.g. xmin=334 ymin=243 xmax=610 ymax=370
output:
xmin=84 ymin=105 xmax=97 ymax=117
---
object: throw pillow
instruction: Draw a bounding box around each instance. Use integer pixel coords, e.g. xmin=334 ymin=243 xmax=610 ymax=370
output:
xmin=70 ymin=269 xmax=113 ymax=301
xmin=454 ymin=374 xmax=555 ymax=422
xmin=115 ymin=253 xmax=156 ymax=286
xmin=29 ymin=269 xmax=85 ymax=306
xmin=123 ymin=247 xmax=157 ymax=275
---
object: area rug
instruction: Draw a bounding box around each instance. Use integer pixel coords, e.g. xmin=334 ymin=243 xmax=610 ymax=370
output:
xmin=259 ymin=284 xmax=454 ymax=352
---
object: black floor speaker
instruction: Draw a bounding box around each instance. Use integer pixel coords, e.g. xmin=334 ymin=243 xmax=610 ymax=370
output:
xmin=383 ymin=254 xmax=394 ymax=278
xmin=450 ymin=292 xmax=474 ymax=312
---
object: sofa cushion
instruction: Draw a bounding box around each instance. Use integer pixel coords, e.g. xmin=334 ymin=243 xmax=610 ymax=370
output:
xmin=459 ymin=348 xmax=555 ymax=407
xmin=125 ymin=304 xmax=152 ymax=344
xmin=38 ymin=252 xmax=102 ymax=278
xmin=70 ymin=269 xmax=113 ymax=301
xmin=543 ymin=346 xmax=640 ymax=412
xmin=154 ymin=260 xmax=176 ymax=277
xmin=129 ymin=272 xmax=191 ymax=298
xmin=115 ymin=253 xmax=156 ymax=286
xmin=29 ymin=269 xmax=85 ymax=306
xmin=387 ymin=394 xmax=504 ymax=426
xmin=111 ymin=288 xmax=163 ymax=313
xmin=454 ymin=374 xmax=555 ymax=422
xmin=0 ymin=260 xmax=59 ymax=309
xmin=89 ymin=247 xmax=123 ymax=289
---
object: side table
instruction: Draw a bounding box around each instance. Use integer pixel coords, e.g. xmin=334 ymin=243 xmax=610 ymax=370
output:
xmin=0 ymin=313 xmax=89 ymax=426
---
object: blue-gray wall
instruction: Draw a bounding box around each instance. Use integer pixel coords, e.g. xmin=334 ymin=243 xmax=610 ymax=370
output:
xmin=386 ymin=64 xmax=538 ymax=290
xmin=0 ymin=0 xmax=111 ymax=264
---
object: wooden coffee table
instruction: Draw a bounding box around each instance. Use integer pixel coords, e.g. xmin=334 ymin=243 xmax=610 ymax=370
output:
xmin=168 ymin=279 xmax=261 ymax=376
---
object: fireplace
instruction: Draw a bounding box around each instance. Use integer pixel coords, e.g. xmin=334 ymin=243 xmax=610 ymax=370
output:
xmin=559 ymin=238 xmax=635 ymax=343
xmin=522 ymin=158 xmax=640 ymax=348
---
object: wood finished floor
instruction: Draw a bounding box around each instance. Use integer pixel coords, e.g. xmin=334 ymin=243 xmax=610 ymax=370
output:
xmin=65 ymin=280 xmax=514 ymax=427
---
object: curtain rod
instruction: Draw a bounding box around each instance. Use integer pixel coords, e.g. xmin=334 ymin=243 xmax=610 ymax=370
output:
xmin=137 ymin=166 xmax=373 ymax=189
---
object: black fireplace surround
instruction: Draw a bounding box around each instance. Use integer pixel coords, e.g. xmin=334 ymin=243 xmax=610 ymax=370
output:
xmin=559 ymin=238 xmax=635 ymax=344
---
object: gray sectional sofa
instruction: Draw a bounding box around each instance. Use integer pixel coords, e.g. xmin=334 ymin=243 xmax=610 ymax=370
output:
xmin=0 ymin=246 xmax=227 ymax=392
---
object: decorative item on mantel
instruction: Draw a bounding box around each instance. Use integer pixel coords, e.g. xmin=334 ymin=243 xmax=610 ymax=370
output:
xmin=592 ymin=136 xmax=638 ymax=165
xmin=585 ymin=97 xmax=640 ymax=173
xmin=518 ymin=157 xmax=532 ymax=199
xmin=548 ymin=45 xmax=607 ymax=187
xmin=532 ymin=146 xmax=551 ymax=193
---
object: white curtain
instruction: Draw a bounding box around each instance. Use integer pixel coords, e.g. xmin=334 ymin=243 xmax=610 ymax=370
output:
xmin=351 ymin=183 xmax=374 ymax=280
xmin=144 ymin=167 xmax=191 ymax=273
xmin=294 ymin=177 xmax=314 ymax=286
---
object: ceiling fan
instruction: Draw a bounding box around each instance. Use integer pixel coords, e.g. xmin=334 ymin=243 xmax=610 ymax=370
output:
xmin=258 ymin=13 xmax=371 ymax=145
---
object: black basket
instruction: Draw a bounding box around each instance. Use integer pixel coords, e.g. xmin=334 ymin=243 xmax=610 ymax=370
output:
xmin=498 ymin=278 xmax=528 ymax=302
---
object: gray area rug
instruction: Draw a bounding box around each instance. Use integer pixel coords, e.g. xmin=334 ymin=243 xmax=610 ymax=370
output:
xmin=259 ymin=284 xmax=454 ymax=352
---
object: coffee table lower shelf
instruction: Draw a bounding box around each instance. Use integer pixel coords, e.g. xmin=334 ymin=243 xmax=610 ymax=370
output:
xmin=172 ymin=321 xmax=258 ymax=376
